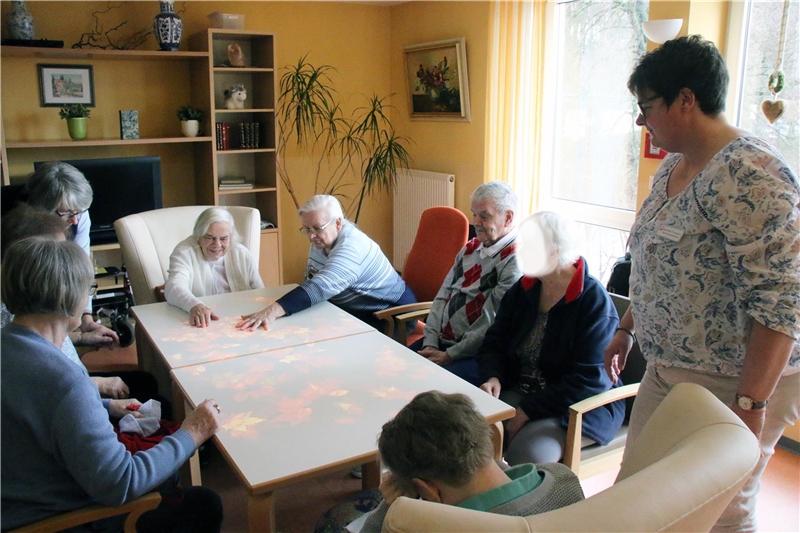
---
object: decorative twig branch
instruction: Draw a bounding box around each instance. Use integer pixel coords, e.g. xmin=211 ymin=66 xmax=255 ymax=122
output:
xmin=72 ymin=1 xmax=186 ymax=50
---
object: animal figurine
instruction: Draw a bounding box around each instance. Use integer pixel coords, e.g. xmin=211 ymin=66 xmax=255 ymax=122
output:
xmin=223 ymin=85 xmax=247 ymax=110
xmin=227 ymin=43 xmax=245 ymax=67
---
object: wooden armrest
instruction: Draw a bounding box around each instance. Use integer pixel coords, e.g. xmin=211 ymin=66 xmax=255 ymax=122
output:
xmin=563 ymin=383 xmax=640 ymax=474
xmin=154 ymin=284 xmax=166 ymax=303
xmin=10 ymin=492 xmax=162 ymax=533
xmin=396 ymin=308 xmax=432 ymax=322
xmin=374 ymin=302 xmax=432 ymax=342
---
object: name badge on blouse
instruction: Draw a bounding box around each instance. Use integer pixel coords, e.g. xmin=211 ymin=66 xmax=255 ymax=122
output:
xmin=656 ymin=224 xmax=684 ymax=242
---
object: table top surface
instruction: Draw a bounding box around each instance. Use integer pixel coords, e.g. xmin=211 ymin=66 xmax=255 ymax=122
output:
xmin=131 ymin=286 xmax=374 ymax=369
xmin=171 ymin=330 xmax=515 ymax=494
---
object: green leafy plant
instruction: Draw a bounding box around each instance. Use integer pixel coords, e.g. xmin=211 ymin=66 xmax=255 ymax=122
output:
xmin=59 ymin=104 xmax=91 ymax=119
xmin=277 ymin=55 xmax=412 ymax=223
xmin=176 ymin=105 xmax=203 ymax=121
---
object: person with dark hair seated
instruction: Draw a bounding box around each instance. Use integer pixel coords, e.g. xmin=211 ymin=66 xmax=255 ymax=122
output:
xmin=315 ymin=391 xmax=584 ymax=533
xmin=1 ymin=237 xmax=224 ymax=532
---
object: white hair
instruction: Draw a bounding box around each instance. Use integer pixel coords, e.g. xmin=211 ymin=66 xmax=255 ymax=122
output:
xmin=26 ymin=162 xmax=93 ymax=212
xmin=471 ymin=181 xmax=518 ymax=220
xmin=191 ymin=207 xmax=241 ymax=243
xmin=298 ymin=195 xmax=346 ymax=222
xmin=525 ymin=211 xmax=581 ymax=266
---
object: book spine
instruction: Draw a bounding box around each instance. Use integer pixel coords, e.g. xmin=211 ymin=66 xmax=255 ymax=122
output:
xmin=215 ymin=122 xmax=222 ymax=150
xmin=223 ymin=123 xmax=230 ymax=150
xmin=253 ymin=122 xmax=260 ymax=149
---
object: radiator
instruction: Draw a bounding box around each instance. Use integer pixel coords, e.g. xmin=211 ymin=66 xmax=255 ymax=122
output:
xmin=393 ymin=169 xmax=455 ymax=271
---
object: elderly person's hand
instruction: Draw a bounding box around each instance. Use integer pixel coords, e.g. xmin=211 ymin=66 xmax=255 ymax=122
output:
xmin=379 ymin=473 xmax=418 ymax=506
xmin=604 ymin=330 xmax=634 ymax=385
xmin=480 ymin=377 xmax=502 ymax=398
xmin=92 ymin=376 xmax=130 ymax=399
xmin=418 ymin=346 xmax=452 ymax=366
xmin=237 ymin=302 xmax=285 ymax=331
xmin=181 ymin=399 xmax=222 ymax=447
xmin=504 ymin=408 xmax=530 ymax=444
xmin=79 ymin=317 xmax=121 ymax=345
xmin=190 ymin=303 xmax=219 ymax=328
xmin=108 ymin=399 xmax=144 ymax=419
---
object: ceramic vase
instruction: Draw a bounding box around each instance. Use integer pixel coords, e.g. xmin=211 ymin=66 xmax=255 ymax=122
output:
xmin=67 ymin=118 xmax=87 ymax=141
xmin=7 ymin=0 xmax=35 ymax=40
xmin=180 ymin=120 xmax=200 ymax=137
xmin=154 ymin=0 xmax=182 ymax=51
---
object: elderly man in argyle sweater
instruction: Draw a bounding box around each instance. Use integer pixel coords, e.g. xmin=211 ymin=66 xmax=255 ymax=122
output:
xmin=409 ymin=181 xmax=522 ymax=385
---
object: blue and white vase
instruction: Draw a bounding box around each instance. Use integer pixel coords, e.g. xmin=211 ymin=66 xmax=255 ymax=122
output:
xmin=153 ymin=0 xmax=182 ymax=51
xmin=7 ymin=0 xmax=35 ymax=40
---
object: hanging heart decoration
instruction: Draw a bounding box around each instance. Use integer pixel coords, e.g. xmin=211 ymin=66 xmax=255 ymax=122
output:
xmin=761 ymin=99 xmax=785 ymax=124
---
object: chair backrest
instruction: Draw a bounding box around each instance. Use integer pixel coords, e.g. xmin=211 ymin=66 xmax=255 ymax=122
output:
xmin=114 ymin=205 xmax=260 ymax=306
xmin=382 ymin=383 xmax=760 ymax=533
xmin=609 ymin=293 xmax=647 ymax=417
xmin=401 ymin=206 xmax=469 ymax=302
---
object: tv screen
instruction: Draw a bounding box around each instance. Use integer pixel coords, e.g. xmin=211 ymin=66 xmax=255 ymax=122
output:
xmin=34 ymin=156 xmax=162 ymax=245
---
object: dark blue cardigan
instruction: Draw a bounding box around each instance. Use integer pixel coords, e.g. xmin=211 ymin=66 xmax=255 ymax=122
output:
xmin=477 ymin=258 xmax=625 ymax=446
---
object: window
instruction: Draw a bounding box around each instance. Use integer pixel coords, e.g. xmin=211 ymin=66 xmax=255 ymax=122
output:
xmin=729 ymin=0 xmax=798 ymax=174
xmin=538 ymin=0 xmax=648 ymax=282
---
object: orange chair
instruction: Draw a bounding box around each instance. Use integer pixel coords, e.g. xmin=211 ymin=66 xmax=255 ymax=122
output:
xmin=375 ymin=206 xmax=469 ymax=345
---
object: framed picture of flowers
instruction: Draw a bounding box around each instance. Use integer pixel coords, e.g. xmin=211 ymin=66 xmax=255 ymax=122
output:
xmin=404 ymin=38 xmax=471 ymax=122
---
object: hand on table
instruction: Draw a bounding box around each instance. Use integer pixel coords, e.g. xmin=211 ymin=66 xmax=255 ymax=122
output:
xmin=504 ymin=408 xmax=530 ymax=444
xmin=379 ymin=473 xmax=418 ymax=506
xmin=237 ymin=302 xmax=285 ymax=331
xmin=108 ymin=399 xmax=143 ymax=419
xmin=604 ymin=331 xmax=633 ymax=385
xmin=190 ymin=303 xmax=219 ymax=328
xmin=92 ymin=376 xmax=130 ymax=399
xmin=418 ymin=346 xmax=452 ymax=367
xmin=480 ymin=377 xmax=502 ymax=398
xmin=181 ymin=398 xmax=222 ymax=447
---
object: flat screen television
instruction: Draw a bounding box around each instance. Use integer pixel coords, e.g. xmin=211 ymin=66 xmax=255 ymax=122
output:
xmin=34 ymin=156 xmax=162 ymax=245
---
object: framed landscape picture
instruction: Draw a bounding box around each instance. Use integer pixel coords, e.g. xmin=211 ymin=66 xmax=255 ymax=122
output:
xmin=38 ymin=64 xmax=95 ymax=107
xmin=404 ymin=37 xmax=471 ymax=122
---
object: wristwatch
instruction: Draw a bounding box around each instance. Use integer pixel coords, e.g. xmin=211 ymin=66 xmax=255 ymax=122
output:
xmin=735 ymin=393 xmax=768 ymax=411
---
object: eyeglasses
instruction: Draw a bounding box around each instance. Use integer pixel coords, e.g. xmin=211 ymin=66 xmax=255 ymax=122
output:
xmin=89 ymin=283 xmax=98 ymax=296
xmin=299 ymin=219 xmax=334 ymax=236
xmin=637 ymin=95 xmax=662 ymax=120
xmin=55 ymin=209 xmax=85 ymax=220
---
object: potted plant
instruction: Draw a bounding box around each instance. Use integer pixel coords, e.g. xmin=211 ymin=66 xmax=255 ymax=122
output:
xmin=176 ymin=105 xmax=203 ymax=137
xmin=59 ymin=104 xmax=91 ymax=141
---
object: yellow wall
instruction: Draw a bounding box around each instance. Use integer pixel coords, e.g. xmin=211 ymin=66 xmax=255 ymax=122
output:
xmin=389 ymin=1 xmax=490 ymax=215
xmin=1 ymin=1 xmax=396 ymax=284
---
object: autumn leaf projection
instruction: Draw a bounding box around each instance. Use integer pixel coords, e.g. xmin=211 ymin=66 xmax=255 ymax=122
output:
xmin=223 ymin=411 xmax=266 ymax=439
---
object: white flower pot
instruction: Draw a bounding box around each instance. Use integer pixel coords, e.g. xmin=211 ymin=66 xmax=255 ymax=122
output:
xmin=181 ymin=119 xmax=200 ymax=137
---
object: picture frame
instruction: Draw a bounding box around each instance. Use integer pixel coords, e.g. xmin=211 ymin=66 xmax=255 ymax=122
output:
xmin=644 ymin=132 xmax=667 ymax=159
xmin=38 ymin=64 xmax=95 ymax=107
xmin=404 ymin=37 xmax=470 ymax=122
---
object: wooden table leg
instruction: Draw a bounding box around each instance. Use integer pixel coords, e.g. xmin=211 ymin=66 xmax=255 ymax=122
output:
xmin=248 ymin=491 xmax=277 ymax=533
xmin=362 ymin=457 xmax=381 ymax=491
xmin=491 ymin=421 xmax=504 ymax=461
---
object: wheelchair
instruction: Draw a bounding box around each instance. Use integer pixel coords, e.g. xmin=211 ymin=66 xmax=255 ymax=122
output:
xmin=91 ymin=267 xmax=136 ymax=348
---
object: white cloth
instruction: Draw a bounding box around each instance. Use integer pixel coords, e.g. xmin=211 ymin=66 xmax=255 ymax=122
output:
xmin=118 ymin=399 xmax=162 ymax=437
xmin=165 ymin=236 xmax=264 ymax=313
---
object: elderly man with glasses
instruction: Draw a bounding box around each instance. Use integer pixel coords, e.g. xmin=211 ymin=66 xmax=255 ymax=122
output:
xmin=237 ymin=194 xmax=416 ymax=331
xmin=24 ymin=161 xmax=119 ymax=347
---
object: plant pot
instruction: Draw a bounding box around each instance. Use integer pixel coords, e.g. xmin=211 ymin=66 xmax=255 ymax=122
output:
xmin=180 ymin=119 xmax=200 ymax=137
xmin=67 ymin=117 xmax=87 ymax=141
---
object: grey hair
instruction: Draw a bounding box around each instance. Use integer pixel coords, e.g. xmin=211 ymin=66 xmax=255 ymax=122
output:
xmin=525 ymin=211 xmax=581 ymax=266
xmin=471 ymin=181 xmax=518 ymax=220
xmin=25 ymin=162 xmax=93 ymax=212
xmin=2 ymin=237 xmax=93 ymax=317
xmin=191 ymin=207 xmax=241 ymax=243
xmin=298 ymin=195 xmax=346 ymax=223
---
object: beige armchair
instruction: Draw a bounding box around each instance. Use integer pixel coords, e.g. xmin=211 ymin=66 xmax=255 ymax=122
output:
xmin=114 ymin=205 xmax=261 ymax=307
xmin=382 ymin=382 xmax=760 ymax=533
xmin=8 ymin=492 xmax=161 ymax=533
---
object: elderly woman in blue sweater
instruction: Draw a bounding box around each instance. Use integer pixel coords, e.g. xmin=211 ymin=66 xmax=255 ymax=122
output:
xmin=1 ymin=237 xmax=223 ymax=532
xmin=237 ymin=195 xmax=416 ymax=330
xmin=478 ymin=212 xmax=624 ymax=465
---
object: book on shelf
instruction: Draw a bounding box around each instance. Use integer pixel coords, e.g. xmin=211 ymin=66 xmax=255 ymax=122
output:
xmin=219 ymin=175 xmax=247 ymax=184
xmin=215 ymin=122 xmax=261 ymax=150
xmin=218 ymin=182 xmax=255 ymax=190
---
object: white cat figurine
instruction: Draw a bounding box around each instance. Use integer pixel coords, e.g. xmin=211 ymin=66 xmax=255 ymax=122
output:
xmin=223 ymin=85 xmax=247 ymax=110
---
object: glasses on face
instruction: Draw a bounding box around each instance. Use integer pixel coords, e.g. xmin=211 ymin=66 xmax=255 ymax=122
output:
xmin=637 ymin=95 xmax=661 ymax=120
xmin=55 ymin=209 xmax=85 ymax=220
xmin=299 ymin=218 xmax=334 ymax=236
xmin=89 ymin=283 xmax=98 ymax=296
xmin=201 ymin=234 xmax=229 ymax=245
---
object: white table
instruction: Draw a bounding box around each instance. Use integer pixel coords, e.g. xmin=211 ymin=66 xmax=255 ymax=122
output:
xmin=172 ymin=330 xmax=514 ymax=532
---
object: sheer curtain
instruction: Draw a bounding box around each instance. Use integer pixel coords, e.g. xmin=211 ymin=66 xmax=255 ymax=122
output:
xmin=484 ymin=0 xmax=543 ymax=218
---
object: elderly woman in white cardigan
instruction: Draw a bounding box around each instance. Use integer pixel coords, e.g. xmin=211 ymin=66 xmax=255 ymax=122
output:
xmin=165 ymin=207 xmax=263 ymax=327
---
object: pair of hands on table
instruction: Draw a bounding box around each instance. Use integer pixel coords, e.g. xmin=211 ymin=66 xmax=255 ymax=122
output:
xmin=190 ymin=303 xmax=219 ymax=328
xmin=236 ymin=302 xmax=285 ymax=331
xmin=479 ymin=377 xmax=528 ymax=443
